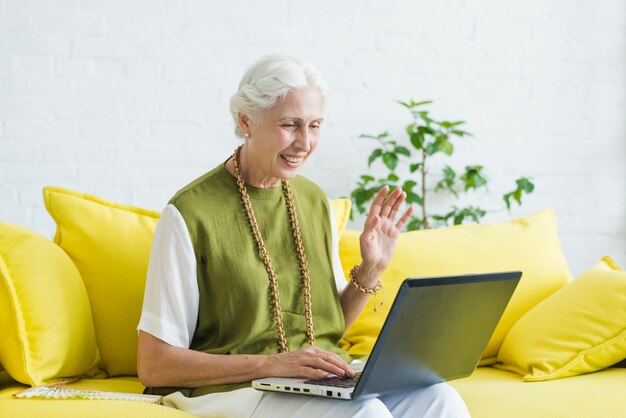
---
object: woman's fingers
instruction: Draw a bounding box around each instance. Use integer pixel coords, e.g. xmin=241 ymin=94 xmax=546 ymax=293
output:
xmin=287 ymin=347 xmax=353 ymax=378
xmin=379 ymin=187 xmax=402 ymax=218
xmin=308 ymin=347 xmax=354 ymax=377
xmin=370 ymin=186 xmax=407 ymax=224
xmin=395 ymin=206 xmax=415 ymax=229
xmin=387 ymin=191 xmax=406 ymax=220
xmin=297 ymin=366 xmax=328 ymax=379
xmin=368 ymin=186 xmax=389 ymax=218
xmin=306 ymin=357 xmax=347 ymax=377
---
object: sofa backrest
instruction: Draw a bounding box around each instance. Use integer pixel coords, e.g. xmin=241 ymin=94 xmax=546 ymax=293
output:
xmin=338 ymin=209 xmax=572 ymax=365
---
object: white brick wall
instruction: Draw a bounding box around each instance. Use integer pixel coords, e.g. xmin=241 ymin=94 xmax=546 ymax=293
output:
xmin=1 ymin=0 xmax=625 ymax=275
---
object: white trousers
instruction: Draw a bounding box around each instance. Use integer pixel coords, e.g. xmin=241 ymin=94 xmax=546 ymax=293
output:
xmin=162 ymin=383 xmax=471 ymax=418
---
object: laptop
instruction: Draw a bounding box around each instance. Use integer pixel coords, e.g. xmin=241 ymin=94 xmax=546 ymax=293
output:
xmin=252 ymin=271 xmax=521 ymax=400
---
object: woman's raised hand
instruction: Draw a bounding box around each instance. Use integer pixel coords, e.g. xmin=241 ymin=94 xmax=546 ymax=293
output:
xmin=358 ymin=186 xmax=414 ymax=283
xmin=264 ymin=346 xmax=355 ymax=379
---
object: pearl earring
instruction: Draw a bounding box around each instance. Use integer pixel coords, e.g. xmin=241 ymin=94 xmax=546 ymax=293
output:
xmin=244 ymin=133 xmax=249 ymax=138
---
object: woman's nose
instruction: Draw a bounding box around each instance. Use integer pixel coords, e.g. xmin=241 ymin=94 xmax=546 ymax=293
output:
xmin=294 ymin=129 xmax=311 ymax=152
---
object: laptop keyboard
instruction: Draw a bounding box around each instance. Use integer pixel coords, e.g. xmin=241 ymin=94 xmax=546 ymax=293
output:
xmin=304 ymin=371 xmax=361 ymax=388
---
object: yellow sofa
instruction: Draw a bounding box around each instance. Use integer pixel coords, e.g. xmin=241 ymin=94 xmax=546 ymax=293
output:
xmin=1 ymin=187 xmax=625 ymax=418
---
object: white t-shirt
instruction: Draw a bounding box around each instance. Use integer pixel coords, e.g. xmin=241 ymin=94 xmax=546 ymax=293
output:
xmin=137 ymin=201 xmax=348 ymax=348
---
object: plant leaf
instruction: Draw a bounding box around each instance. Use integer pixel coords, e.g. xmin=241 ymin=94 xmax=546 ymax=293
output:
xmin=443 ymin=165 xmax=456 ymax=178
xmin=418 ymin=125 xmax=435 ymax=136
xmin=425 ymin=143 xmax=439 ymax=156
xmin=405 ymin=191 xmax=423 ymax=205
xmin=351 ymin=188 xmax=367 ymax=214
xmin=503 ymin=178 xmax=535 ymax=210
xmin=402 ymin=180 xmax=417 ymax=191
xmin=461 ymin=165 xmax=487 ymax=190
xmin=438 ymin=120 xmax=465 ymax=128
xmin=451 ymin=129 xmax=472 ymax=137
xmin=365 ymin=187 xmax=379 ymax=201
xmin=412 ymin=100 xmax=433 ymax=107
xmin=417 ymin=111 xmax=433 ymax=124
xmin=395 ymin=146 xmax=411 ymax=157
xmin=516 ymin=177 xmax=535 ymax=193
xmin=359 ymin=131 xmax=389 ymax=140
xmin=435 ymin=166 xmax=458 ymax=197
xmin=438 ymin=140 xmax=453 ymax=156
xmin=368 ymin=149 xmax=383 ymax=167
xmin=382 ymin=152 xmax=398 ymax=171
xmin=410 ymin=133 xmax=425 ymax=150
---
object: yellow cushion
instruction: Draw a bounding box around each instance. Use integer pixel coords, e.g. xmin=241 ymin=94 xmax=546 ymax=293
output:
xmin=330 ymin=198 xmax=351 ymax=238
xmin=495 ymin=256 xmax=626 ymax=381
xmin=43 ymin=187 xmax=160 ymax=377
xmin=338 ymin=209 xmax=572 ymax=364
xmin=0 ymin=221 xmax=100 ymax=386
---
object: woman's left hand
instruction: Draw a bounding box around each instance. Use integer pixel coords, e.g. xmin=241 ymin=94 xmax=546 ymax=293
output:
xmin=358 ymin=186 xmax=414 ymax=284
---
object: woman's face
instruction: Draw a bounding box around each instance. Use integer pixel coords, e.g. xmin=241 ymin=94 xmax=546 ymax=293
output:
xmin=241 ymin=87 xmax=324 ymax=188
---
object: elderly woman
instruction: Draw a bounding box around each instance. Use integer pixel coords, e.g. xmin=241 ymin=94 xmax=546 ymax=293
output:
xmin=137 ymin=55 xmax=470 ymax=417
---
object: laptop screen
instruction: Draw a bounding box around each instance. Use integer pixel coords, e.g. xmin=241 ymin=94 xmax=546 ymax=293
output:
xmin=353 ymin=271 xmax=521 ymax=399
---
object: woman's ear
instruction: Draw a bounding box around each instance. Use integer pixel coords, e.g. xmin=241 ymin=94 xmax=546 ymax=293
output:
xmin=238 ymin=112 xmax=251 ymax=137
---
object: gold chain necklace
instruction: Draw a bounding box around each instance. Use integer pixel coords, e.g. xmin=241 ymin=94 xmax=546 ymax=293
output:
xmin=232 ymin=145 xmax=315 ymax=353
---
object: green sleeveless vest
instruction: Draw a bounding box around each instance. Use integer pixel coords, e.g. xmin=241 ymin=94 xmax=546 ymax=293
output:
xmin=147 ymin=163 xmax=348 ymax=397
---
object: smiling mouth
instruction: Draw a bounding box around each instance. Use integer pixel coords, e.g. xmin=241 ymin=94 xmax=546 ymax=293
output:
xmin=281 ymin=154 xmax=305 ymax=165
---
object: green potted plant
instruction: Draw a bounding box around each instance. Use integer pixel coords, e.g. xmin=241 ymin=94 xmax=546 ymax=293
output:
xmin=350 ymin=100 xmax=535 ymax=230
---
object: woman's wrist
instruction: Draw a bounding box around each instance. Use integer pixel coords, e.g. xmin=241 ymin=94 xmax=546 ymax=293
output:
xmin=356 ymin=262 xmax=383 ymax=287
xmin=349 ymin=264 xmax=386 ymax=312
xmin=256 ymin=353 xmax=277 ymax=379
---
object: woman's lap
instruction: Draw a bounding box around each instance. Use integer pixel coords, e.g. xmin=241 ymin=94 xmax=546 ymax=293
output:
xmin=379 ymin=383 xmax=471 ymax=417
xmin=162 ymin=383 xmax=470 ymax=418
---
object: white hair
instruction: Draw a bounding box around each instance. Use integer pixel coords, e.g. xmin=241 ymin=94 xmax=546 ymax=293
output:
xmin=229 ymin=55 xmax=327 ymax=138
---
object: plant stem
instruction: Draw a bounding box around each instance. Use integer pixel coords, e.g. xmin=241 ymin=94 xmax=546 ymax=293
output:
xmin=421 ymin=150 xmax=429 ymax=229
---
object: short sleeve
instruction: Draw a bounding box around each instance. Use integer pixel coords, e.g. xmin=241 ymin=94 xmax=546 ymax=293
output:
xmin=327 ymin=199 xmax=348 ymax=292
xmin=137 ymin=204 xmax=199 ymax=348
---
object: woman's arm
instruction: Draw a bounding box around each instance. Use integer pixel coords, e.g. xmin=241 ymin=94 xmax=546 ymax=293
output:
xmin=338 ymin=186 xmax=413 ymax=331
xmin=137 ymin=331 xmax=354 ymax=388
xmin=338 ymin=264 xmax=383 ymax=330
